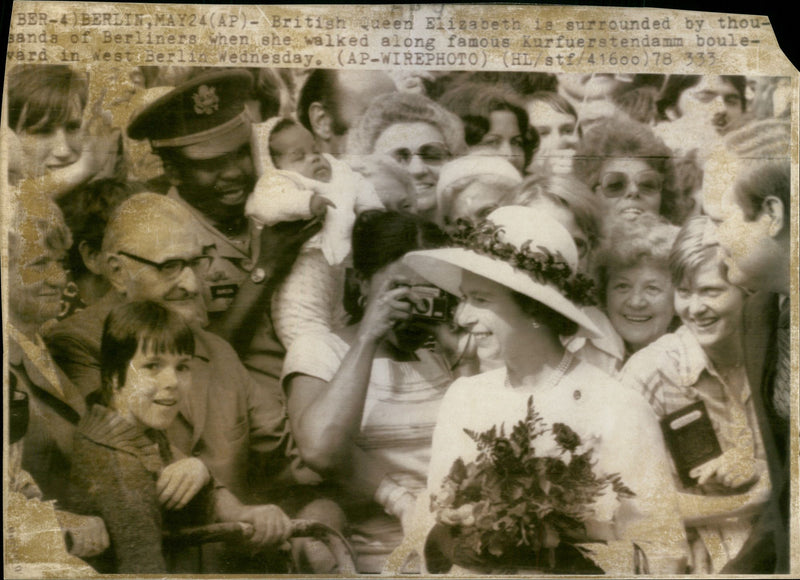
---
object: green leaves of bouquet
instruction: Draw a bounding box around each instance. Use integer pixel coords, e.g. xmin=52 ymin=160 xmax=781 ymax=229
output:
xmin=431 ymin=396 xmax=635 ymax=571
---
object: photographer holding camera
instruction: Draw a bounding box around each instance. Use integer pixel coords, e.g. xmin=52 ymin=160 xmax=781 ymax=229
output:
xmin=281 ymin=210 xmax=455 ymax=573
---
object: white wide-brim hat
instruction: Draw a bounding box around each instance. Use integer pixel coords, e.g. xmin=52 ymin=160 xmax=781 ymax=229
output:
xmin=404 ymin=206 xmax=602 ymax=338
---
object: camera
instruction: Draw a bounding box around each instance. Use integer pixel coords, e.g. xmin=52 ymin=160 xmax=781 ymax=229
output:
xmin=408 ymin=285 xmax=456 ymax=323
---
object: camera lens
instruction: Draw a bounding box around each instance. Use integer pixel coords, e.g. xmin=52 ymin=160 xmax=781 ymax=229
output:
xmin=417 ymin=298 xmax=431 ymax=313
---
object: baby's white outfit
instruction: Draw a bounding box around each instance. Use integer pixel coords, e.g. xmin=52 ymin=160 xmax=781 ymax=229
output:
xmin=247 ymin=118 xmax=383 ymax=349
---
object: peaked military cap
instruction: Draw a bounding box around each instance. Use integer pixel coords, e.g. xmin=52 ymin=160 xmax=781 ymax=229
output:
xmin=128 ymin=69 xmax=253 ymax=155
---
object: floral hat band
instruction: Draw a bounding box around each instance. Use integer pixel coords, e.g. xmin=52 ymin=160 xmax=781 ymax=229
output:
xmin=405 ymin=206 xmax=603 ymax=339
xmin=449 ymin=215 xmax=596 ymax=306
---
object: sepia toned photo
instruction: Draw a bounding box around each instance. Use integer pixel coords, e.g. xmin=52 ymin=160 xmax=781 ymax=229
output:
xmin=3 ymin=2 xmax=797 ymax=577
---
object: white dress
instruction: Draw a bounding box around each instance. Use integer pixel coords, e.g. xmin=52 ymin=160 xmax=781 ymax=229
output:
xmin=421 ymin=358 xmax=689 ymax=575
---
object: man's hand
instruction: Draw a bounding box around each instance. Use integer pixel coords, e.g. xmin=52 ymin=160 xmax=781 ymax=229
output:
xmin=57 ymin=512 xmax=110 ymax=558
xmin=79 ymin=90 xmax=123 ymax=181
xmin=691 ymin=448 xmax=759 ymax=491
xmin=238 ymin=504 xmax=293 ymax=548
xmin=157 ymin=457 xmax=211 ymax=510
xmin=258 ymin=218 xmax=323 ymax=278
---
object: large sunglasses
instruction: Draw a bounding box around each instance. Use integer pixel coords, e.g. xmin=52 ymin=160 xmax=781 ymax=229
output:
xmin=389 ymin=143 xmax=451 ymax=167
xmin=599 ymin=170 xmax=663 ymax=198
xmin=118 ymin=251 xmax=212 ymax=280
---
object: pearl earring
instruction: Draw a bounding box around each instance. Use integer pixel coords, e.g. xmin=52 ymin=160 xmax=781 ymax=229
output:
xmin=531 ymin=320 xmax=541 ymax=329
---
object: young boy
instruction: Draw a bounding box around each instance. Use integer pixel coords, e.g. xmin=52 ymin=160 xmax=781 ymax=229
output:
xmin=68 ymin=301 xmax=292 ymax=573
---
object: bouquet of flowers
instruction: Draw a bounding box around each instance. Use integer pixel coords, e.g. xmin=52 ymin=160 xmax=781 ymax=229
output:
xmin=427 ymin=396 xmax=635 ymax=573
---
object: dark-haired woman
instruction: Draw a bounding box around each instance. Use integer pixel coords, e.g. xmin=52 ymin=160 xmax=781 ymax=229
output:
xmin=524 ymin=91 xmax=580 ymax=176
xmin=7 ymin=65 xmax=121 ymax=200
xmin=438 ymin=82 xmax=534 ymax=175
xmin=282 ymin=210 xmax=454 ymax=572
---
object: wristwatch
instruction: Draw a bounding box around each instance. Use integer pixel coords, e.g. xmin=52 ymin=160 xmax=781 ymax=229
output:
xmin=250 ymin=267 xmax=266 ymax=284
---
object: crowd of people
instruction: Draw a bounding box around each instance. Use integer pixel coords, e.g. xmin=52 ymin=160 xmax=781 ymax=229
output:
xmin=4 ymin=64 xmax=792 ymax=576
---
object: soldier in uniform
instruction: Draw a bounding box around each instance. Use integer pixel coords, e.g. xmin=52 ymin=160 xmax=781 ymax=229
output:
xmin=127 ymin=68 xmax=318 ymax=399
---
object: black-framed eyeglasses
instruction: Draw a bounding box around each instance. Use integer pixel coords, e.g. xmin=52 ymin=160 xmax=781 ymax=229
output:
xmin=117 ymin=251 xmax=212 ymax=279
xmin=389 ymin=143 xmax=451 ymax=167
xmin=598 ymin=170 xmax=663 ymax=198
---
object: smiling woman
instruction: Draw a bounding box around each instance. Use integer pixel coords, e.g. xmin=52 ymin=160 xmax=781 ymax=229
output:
xmin=6 ymin=192 xmax=120 ymax=564
xmin=437 ymin=81 xmax=533 ymax=174
xmin=347 ymin=92 xmax=467 ymax=219
xmin=594 ymin=213 xmax=680 ymax=358
xmin=402 ymin=206 xmax=689 ymax=575
xmin=574 ymin=116 xmax=686 ymax=226
xmin=8 ymin=194 xmax=77 ymax=499
xmin=7 ymin=65 xmax=122 ymax=200
xmin=281 ymin=210 xmax=453 ymax=573
xmin=620 ymin=216 xmax=765 ymax=573
xmin=7 ymin=65 xmax=88 ymax=178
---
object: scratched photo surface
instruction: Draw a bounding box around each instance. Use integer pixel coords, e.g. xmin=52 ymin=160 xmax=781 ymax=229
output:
xmin=3 ymin=2 xmax=797 ymax=578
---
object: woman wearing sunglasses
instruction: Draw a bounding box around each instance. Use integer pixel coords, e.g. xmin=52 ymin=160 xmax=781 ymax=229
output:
xmin=574 ymin=117 xmax=688 ymax=227
xmin=347 ymin=92 xmax=468 ymax=220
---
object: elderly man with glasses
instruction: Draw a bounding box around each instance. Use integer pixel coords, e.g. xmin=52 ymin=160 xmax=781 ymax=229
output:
xmin=45 ymin=194 xmax=311 ymax=546
xmin=126 ymin=69 xmax=319 ymax=413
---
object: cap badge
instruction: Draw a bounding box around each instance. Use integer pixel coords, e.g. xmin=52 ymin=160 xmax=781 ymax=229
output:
xmin=193 ymin=85 xmax=220 ymax=115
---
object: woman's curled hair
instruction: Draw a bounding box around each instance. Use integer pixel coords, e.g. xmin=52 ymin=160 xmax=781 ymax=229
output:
xmin=346 ymin=92 xmax=467 ymax=158
xmin=593 ymin=213 xmax=679 ymax=305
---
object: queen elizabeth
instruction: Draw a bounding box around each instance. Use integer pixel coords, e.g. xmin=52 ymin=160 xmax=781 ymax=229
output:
xmin=398 ymin=206 xmax=689 ymax=575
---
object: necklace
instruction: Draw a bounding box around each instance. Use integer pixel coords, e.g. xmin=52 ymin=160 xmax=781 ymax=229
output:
xmin=505 ymin=351 xmax=574 ymax=392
